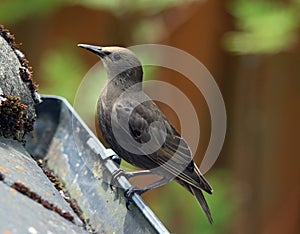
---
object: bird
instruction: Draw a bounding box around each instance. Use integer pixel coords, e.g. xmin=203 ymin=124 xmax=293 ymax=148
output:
xmin=78 ymin=44 xmax=213 ymax=223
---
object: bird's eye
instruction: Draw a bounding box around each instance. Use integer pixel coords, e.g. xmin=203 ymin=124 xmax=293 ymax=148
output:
xmin=113 ymin=54 xmax=121 ymax=61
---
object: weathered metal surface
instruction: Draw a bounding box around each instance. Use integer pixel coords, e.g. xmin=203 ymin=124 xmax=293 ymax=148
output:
xmin=0 ymin=137 xmax=87 ymax=233
xmin=25 ymin=95 xmax=169 ymax=234
xmin=0 ymin=182 xmax=87 ymax=234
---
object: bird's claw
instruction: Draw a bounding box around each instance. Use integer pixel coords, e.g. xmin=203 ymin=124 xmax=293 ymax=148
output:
xmin=124 ymin=186 xmax=146 ymax=209
xmin=110 ymin=168 xmax=126 ymax=190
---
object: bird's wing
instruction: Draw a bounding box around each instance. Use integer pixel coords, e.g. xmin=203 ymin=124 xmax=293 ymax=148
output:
xmin=154 ymin=134 xmax=212 ymax=194
xmin=112 ymin=97 xmax=211 ymax=193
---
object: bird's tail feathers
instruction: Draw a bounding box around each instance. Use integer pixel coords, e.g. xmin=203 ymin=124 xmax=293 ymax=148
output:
xmin=190 ymin=185 xmax=213 ymax=224
xmin=193 ymin=164 xmax=213 ymax=194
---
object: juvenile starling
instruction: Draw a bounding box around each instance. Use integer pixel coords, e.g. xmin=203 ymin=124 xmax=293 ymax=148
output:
xmin=78 ymin=44 xmax=213 ymax=223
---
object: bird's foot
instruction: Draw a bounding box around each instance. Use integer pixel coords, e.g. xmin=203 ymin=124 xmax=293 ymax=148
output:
xmin=124 ymin=186 xmax=148 ymax=209
xmin=110 ymin=168 xmax=127 ymax=190
xmin=110 ymin=169 xmax=152 ymax=190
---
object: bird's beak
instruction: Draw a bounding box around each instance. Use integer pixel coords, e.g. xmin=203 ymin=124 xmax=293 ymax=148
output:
xmin=78 ymin=44 xmax=107 ymax=58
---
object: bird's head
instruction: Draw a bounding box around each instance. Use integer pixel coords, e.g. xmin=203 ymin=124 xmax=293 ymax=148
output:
xmin=78 ymin=44 xmax=143 ymax=83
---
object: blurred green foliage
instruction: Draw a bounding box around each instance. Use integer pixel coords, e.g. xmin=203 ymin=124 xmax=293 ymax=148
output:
xmin=0 ymin=0 xmax=198 ymax=24
xmin=77 ymin=0 xmax=198 ymax=14
xmin=39 ymin=44 xmax=86 ymax=103
xmin=224 ymin=0 xmax=300 ymax=54
xmin=149 ymin=170 xmax=233 ymax=234
xmin=0 ymin=0 xmax=64 ymax=24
